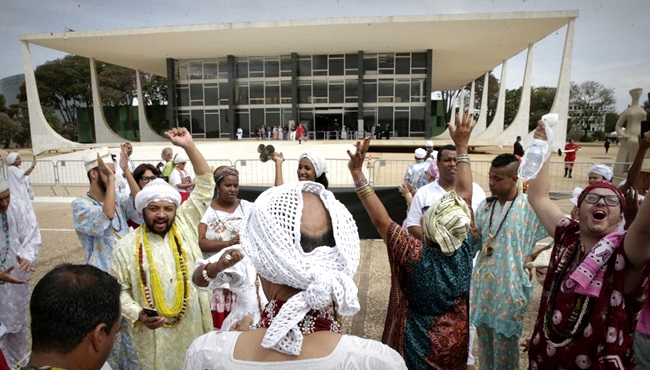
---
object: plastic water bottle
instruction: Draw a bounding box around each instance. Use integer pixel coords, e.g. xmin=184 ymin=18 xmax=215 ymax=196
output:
xmin=518 ymin=113 xmax=559 ymax=181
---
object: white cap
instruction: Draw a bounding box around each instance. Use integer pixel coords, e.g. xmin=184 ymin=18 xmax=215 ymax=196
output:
xmin=425 ymin=140 xmax=434 ymax=148
xmin=570 ymin=187 xmax=583 ymax=207
xmin=414 ymin=148 xmax=427 ymax=159
xmin=82 ymin=148 xmax=113 ymax=173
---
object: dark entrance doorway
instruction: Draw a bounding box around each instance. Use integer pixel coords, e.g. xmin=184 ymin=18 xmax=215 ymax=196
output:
xmin=314 ymin=112 xmax=343 ymax=140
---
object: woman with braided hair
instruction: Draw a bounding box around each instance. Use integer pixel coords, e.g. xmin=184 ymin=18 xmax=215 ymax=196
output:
xmin=197 ymin=165 xmax=253 ymax=329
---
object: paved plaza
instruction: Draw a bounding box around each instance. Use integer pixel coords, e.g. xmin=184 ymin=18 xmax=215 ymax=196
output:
xmin=15 ymin=139 xmax=619 ymax=369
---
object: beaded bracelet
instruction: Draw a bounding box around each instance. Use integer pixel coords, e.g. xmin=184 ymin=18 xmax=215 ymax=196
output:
xmin=456 ymin=154 xmax=470 ymax=164
xmin=354 ymin=177 xmax=369 ymax=188
xmin=201 ymin=264 xmax=215 ymax=282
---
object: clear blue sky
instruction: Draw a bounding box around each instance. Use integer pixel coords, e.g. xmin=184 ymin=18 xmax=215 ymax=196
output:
xmin=2 ymin=0 xmax=649 ymax=112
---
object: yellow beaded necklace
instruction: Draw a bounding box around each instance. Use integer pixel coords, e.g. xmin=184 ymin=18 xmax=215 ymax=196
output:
xmin=137 ymin=224 xmax=189 ymax=326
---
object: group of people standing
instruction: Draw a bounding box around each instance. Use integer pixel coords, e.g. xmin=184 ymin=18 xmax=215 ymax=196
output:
xmin=254 ymin=123 xmax=306 ymax=143
xmin=3 ymin=113 xmax=650 ymax=370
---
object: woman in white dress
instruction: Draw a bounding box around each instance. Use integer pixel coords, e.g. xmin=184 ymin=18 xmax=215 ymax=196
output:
xmin=196 ymin=166 xmax=253 ymax=329
xmin=169 ymin=153 xmax=195 ymax=203
xmin=5 ymin=153 xmax=35 ymax=207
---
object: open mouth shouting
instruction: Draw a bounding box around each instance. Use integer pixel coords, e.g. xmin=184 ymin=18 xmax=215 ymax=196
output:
xmin=592 ymin=209 xmax=607 ymax=221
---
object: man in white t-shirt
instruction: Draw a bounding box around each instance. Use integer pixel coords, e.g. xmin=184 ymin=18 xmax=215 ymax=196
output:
xmin=406 ymin=144 xmax=486 ymax=240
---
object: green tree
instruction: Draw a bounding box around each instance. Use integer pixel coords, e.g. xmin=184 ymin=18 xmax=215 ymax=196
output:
xmin=34 ymin=55 xmax=92 ymax=127
xmin=503 ymin=87 xmax=522 ymax=127
xmin=604 ymin=112 xmax=619 ymax=133
xmin=0 ymin=112 xmax=22 ymax=147
xmin=569 ymin=81 xmax=616 ymax=138
xmin=141 ymin=72 xmax=168 ymax=106
xmin=529 ymin=86 xmax=556 ymax=131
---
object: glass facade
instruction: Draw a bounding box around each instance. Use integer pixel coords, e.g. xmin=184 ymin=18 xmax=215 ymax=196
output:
xmin=172 ymin=52 xmax=429 ymax=139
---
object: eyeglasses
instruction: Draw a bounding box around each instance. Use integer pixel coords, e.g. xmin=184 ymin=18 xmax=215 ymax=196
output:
xmin=140 ymin=176 xmax=157 ymax=183
xmin=583 ymin=193 xmax=621 ymax=207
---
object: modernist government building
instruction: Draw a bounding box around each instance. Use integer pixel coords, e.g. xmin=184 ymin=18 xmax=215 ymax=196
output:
xmin=20 ymin=11 xmax=577 ymax=154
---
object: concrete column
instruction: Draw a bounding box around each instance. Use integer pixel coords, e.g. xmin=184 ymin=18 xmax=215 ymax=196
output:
xmin=90 ymin=58 xmax=126 ymax=144
xmin=542 ymin=18 xmax=575 ymax=154
xmin=472 ymin=72 xmax=490 ymax=136
xmin=469 ymin=80 xmax=476 ymax=115
xmin=424 ymin=49 xmax=433 ymax=138
xmin=136 ymin=69 xmax=165 ymax=141
xmin=497 ymin=44 xmax=534 ymax=146
xmin=22 ymin=41 xmax=84 ymax=155
xmin=474 ymin=60 xmax=507 ymax=140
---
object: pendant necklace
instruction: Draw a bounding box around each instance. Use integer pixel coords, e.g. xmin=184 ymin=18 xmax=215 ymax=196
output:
xmin=483 ymin=193 xmax=518 ymax=256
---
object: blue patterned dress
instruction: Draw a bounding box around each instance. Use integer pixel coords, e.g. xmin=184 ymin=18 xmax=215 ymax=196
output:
xmin=383 ymin=222 xmax=474 ymax=370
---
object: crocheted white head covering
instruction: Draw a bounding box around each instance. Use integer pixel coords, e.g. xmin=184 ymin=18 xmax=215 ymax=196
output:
xmin=134 ymin=178 xmax=181 ymax=213
xmin=421 ymin=191 xmax=472 ymax=255
xmin=241 ymin=181 xmax=360 ymax=356
xmin=298 ymin=151 xmax=328 ymax=178
xmin=587 ymin=164 xmax=613 ymax=182
xmin=82 ymin=148 xmax=113 ymax=172
xmin=5 ymin=153 xmax=19 ymax=165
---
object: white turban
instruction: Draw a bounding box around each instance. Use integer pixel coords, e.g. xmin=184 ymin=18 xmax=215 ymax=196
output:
xmin=414 ymin=148 xmax=426 ymax=159
xmin=82 ymin=147 xmax=113 ymax=172
xmin=173 ymin=153 xmax=189 ymax=165
xmin=426 ymin=140 xmax=434 ymax=148
xmin=134 ymin=178 xmax=181 ymax=213
xmin=0 ymin=178 xmax=8 ymax=193
xmin=587 ymin=164 xmax=613 ymax=182
xmin=422 ymin=191 xmax=472 ymax=255
xmin=298 ymin=151 xmax=328 ymax=178
xmin=241 ymin=181 xmax=360 ymax=356
xmin=6 ymin=152 xmax=19 ymax=165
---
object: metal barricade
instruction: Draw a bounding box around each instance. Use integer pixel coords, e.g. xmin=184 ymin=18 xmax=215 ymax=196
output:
xmin=56 ymin=160 xmax=90 ymax=186
xmin=20 ymin=160 xmax=58 ymax=187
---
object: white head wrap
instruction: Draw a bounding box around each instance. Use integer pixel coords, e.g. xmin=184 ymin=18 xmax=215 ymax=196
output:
xmin=414 ymin=148 xmax=427 ymax=159
xmin=6 ymin=152 xmax=19 ymax=166
xmin=587 ymin=164 xmax=613 ymax=182
xmin=241 ymin=181 xmax=360 ymax=356
xmin=134 ymin=178 xmax=181 ymax=213
xmin=173 ymin=153 xmax=189 ymax=165
xmin=82 ymin=148 xmax=113 ymax=172
xmin=0 ymin=178 xmax=8 ymax=193
xmin=298 ymin=151 xmax=328 ymax=178
xmin=421 ymin=191 xmax=472 ymax=255
xmin=570 ymin=187 xmax=583 ymax=207
xmin=426 ymin=140 xmax=434 ymax=148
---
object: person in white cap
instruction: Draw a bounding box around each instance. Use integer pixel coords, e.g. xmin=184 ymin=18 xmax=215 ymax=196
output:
xmin=109 ymin=127 xmax=213 ymax=370
xmin=71 ymin=147 xmax=142 ymax=369
xmin=425 ymin=140 xmax=438 ymax=162
xmin=587 ymin=164 xmax=614 ymax=184
xmin=403 ymin=148 xmax=429 ymax=191
xmin=5 ymin=152 xmax=36 ymax=209
xmin=272 ymin=150 xmax=329 ymax=188
xmin=183 ymin=181 xmax=406 ymax=369
xmin=0 ymin=177 xmax=42 ymax=368
xmin=170 ymin=152 xmax=195 ymax=203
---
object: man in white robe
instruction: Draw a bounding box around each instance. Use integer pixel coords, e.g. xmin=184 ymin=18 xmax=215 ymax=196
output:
xmin=0 ymin=178 xmax=42 ymax=368
xmin=110 ymin=127 xmax=212 ymax=369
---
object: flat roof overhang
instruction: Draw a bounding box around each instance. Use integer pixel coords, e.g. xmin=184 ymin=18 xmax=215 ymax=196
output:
xmin=20 ymin=11 xmax=578 ymax=91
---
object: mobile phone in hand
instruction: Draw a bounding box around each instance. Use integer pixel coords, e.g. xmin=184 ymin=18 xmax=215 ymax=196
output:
xmin=143 ymin=308 xmax=160 ymax=317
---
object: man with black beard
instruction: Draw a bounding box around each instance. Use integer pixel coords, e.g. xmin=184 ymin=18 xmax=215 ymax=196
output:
xmin=71 ymin=147 xmax=142 ymax=369
xmin=109 ymin=128 xmax=213 ymax=370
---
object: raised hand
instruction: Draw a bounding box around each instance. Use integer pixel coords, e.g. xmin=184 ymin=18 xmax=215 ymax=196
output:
xmin=119 ymin=144 xmax=130 ymax=171
xmin=215 ymin=248 xmax=244 ymax=272
xmin=533 ymin=121 xmax=548 ymax=141
xmin=165 ymin=127 xmax=194 ymax=149
xmin=447 ymin=111 xmax=476 ymax=147
xmin=96 ymin=154 xmax=115 ymax=180
xmin=271 ymin=151 xmax=284 ymax=163
xmin=347 ymin=137 xmax=371 ymax=174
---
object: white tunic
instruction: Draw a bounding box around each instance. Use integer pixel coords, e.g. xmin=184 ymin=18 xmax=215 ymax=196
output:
xmin=0 ymin=197 xmax=42 ymax=333
xmin=7 ymin=166 xmax=32 ymax=207
xmin=182 ymin=331 xmax=407 ymax=370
